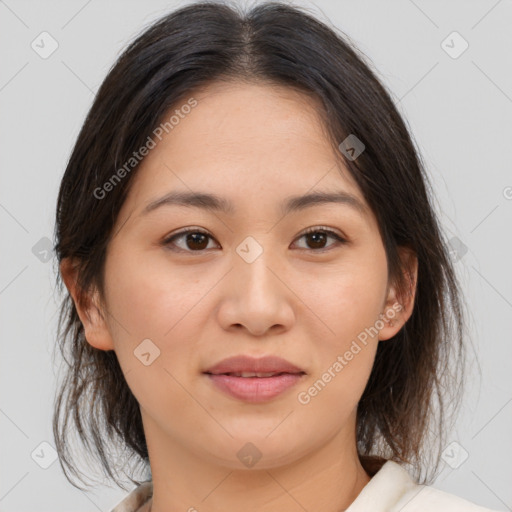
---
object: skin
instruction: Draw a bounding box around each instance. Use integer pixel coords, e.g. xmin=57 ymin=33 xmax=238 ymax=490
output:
xmin=61 ymin=81 xmax=417 ymax=512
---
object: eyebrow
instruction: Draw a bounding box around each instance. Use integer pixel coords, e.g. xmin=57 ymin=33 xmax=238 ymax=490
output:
xmin=141 ymin=189 xmax=369 ymax=218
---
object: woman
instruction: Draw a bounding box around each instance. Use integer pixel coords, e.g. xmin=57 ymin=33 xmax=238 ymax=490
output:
xmin=52 ymin=1 xmax=498 ymax=511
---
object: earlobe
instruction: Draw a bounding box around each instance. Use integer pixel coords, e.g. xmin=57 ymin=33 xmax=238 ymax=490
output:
xmin=59 ymin=258 xmax=115 ymax=351
xmin=378 ymin=247 xmax=418 ymax=341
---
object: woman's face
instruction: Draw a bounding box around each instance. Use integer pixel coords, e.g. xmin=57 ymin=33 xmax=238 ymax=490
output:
xmin=70 ymin=81 xmax=411 ymax=470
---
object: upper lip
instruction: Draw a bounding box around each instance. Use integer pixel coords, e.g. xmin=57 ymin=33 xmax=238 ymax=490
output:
xmin=204 ymin=355 xmax=306 ymax=375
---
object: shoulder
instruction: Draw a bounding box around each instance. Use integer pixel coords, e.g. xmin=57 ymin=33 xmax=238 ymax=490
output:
xmin=394 ymin=483 xmax=498 ymax=511
xmin=347 ymin=461 xmax=499 ymax=512
xmin=109 ymin=480 xmax=153 ymax=512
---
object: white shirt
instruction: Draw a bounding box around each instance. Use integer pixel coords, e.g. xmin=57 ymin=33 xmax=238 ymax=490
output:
xmin=346 ymin=460 xmax=498 ymax=511
xmin=109 ymin=460 xmax=500 ymax=512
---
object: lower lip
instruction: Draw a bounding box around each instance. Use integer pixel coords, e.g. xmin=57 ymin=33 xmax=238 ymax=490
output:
xmin=205 ymin=373 xmax=305 ymax=403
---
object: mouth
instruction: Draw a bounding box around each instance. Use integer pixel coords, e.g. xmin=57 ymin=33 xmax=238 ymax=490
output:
xmin=204 ymin=371 xmax=306 ymax=377
xmin=202 ymin=354 xmax=306 ymax=402
xmin=203 ymin=354 xmax=306 ymax=375
xmin=203 ymin=371 xmax=306 ymax=403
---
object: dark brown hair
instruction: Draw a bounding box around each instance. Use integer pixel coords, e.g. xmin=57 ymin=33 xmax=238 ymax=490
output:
xmin=52 ymin=0 xmax=467 ymax=491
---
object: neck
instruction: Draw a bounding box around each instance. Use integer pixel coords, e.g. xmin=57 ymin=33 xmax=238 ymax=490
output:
xmin=143 ymin=414 xmax=372 ymax=512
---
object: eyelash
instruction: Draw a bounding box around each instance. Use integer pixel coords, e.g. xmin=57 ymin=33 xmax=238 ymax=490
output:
xmin=162 ymin=226 xmax=347 ymax=254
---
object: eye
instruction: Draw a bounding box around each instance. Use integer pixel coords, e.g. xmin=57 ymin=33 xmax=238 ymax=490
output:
xmin=292 ymin=226 xmax=347 ymax=252
xmin=162 ymin=226 xmax=347 ymax=254
xmin=162 ymin=227 xmax=219 ymax=253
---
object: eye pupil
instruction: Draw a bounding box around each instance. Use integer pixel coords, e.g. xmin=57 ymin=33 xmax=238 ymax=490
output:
xmin=186 ymin=232 xmax=208 ymax=250
xmin=306 ymin=232 xmax=327 ymax=249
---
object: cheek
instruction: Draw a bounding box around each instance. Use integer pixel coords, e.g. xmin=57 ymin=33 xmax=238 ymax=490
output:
xmin=294 ymin=249 xmax=387 ymax=405
xmin=296 ymin=269 xmax=383 ymax=416
xmin=299 ymin=257 xmax=387 ymax=344
xmin=104 ymin=244 xmax=209 ymax=339
xmin=300 ymin=344 xmax=376 ymax=432
xmin=102 ymin=250 xmax=208 ymax=409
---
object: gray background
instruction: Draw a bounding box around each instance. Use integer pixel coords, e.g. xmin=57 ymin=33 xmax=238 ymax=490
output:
xmin=1 ymin=0 xmax=511 ymax=510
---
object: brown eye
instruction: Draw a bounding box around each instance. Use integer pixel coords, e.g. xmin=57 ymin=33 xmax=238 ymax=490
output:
xmin=163 ymin=228 xmax=218 ymax=252
xmin=162 ymin=226 xmax=347 ymax=254
xmin=293 ymin=227 xmax=347 ymax=252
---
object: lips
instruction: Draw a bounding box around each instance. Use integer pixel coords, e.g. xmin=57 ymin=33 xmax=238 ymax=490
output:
xmin=203 ymin=354 xmax=306 ymax=376
xmin=217 ymin=371 xmax=289 ymax=378
xmin=203 ymin=355 xmax=306 ymax=403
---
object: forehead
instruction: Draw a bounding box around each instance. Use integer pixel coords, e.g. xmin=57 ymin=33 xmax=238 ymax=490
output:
xmin=168 ymin=80 xmax=332 ymax=154
xmin=121 ymin=80 xmax=367 ymax=219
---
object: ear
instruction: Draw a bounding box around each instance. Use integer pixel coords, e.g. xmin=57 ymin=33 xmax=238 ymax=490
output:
xmin=59 ymin=258 xmax=115 ymax=351
xmin=378 ymin=246 xmax=418 ymax=341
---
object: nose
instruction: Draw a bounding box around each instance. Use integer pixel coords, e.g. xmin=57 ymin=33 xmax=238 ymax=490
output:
xmin=216 ymin=248 xmax=295 ymax=337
